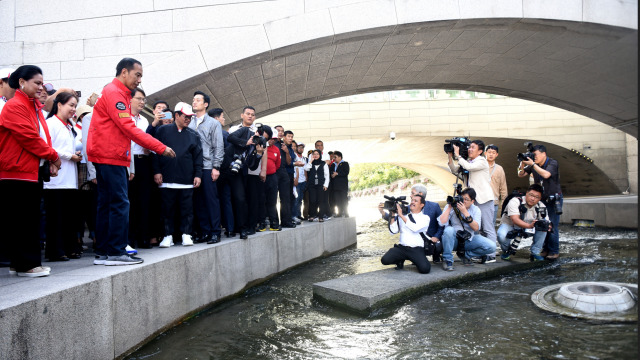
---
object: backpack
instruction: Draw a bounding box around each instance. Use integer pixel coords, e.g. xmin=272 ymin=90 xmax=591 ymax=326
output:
xmin=501 ymin=190 xmax=526 ymax=217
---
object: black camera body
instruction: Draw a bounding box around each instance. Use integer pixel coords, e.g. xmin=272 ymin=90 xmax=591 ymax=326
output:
xmin=546 ymin=193 xmax=563 ymax=214
xmin=517 ymin=142 xmax=535 ymax=162
xmin=447 ymin=195 xmax=463 ymax=205
xmin=230 ymin=154 xmax=243 ymax=173
xmin=383 ymin=195 xmax=409 ymax=214
xmin=252 ymin=135 xmax=266 ymax=147
xmin=534 ymin=219 xmax=551 ymax=232
xmin=443 ymin=137 xmax=470 ymax=160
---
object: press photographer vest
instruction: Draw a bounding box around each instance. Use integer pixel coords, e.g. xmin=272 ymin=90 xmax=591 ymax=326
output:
xmin=308 ymin=161 xmax=325 ymax=186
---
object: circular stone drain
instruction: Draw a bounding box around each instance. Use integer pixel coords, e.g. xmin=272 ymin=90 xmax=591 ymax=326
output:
xmin=531 ymin=282 xmax=637 ymax=322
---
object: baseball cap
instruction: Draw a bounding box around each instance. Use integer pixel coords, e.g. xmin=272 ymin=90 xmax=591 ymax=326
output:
xmin=0 ymin=67 xmax=15 ymax=80
xmin=174 ymin=102 xmax=194 ymax=116
xmin=297 ymin=143 xmax=305 ymax=147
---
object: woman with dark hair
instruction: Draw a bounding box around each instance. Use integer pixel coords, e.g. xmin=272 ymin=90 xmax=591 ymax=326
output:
xmin=304 ymin=149 xmax=330 ymax=222
xmin=44 ymin=92 xmax=82 ymax=261
xmin=0 ymin=65 xmax=61 ymax=277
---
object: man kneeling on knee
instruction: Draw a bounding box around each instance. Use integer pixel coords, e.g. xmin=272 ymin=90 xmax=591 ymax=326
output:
xmin=438 ymin=188 xmax=495 ymax=271
xmin=381 ymin=194 xmax=431 ymax=274
xmin=497 ymin=184 xmax=550 ymax=261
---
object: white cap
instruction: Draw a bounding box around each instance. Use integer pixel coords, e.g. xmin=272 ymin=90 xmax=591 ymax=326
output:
xmin=0 ymin=67 xmax=15 ymax=80
xmin=174 ymin=102 xmax=194 ymax=116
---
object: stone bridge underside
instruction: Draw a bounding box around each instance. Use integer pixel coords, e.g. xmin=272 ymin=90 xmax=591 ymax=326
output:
xmin=326 ymin=136 xmax=620 ymax=197
xmin=146 ymin=18 xmax=638 ymax=137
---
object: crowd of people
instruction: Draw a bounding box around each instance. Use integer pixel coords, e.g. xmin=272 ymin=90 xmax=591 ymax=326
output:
xmin=379 ymin=140 xmax=562 ymax=274
xmin=0 ymin=59 xmax=350 ymax=277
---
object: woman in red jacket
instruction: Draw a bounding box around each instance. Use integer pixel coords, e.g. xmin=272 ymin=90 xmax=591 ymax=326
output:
xmin=0 ymin=65 xmax=62 ymax=277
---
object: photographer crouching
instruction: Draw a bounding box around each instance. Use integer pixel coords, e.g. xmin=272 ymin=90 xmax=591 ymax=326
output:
xmin=517 ymin=144 xmax=562 ymax=260
xmin=380 ymin=194 xmax=432 ymax=274
xmin=497 ymin=184 xmax=550 ymax=261
xmin=438 ymin=188 xmax=495 ymax=271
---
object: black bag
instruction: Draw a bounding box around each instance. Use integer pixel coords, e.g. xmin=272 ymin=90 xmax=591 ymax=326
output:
xmin=39 ymin=160 xmax=51 ymax=182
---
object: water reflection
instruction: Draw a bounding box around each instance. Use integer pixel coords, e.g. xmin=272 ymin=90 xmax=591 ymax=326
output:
xmin=128 ymin=217 xmax=637 ymax=360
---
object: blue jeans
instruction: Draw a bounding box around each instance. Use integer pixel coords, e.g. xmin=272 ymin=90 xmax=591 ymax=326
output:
xmin=195 ymin=169 xmax=220 ymax=237
xmin=497 ymin=223 xmax=546 ymax=255
xmin=441 ymin=226 xmax=496 ymax=263
xmin=544 ymin=195 xmax=562 ymax=254
xmin=95 ymin=164 xmax=130 ymax=256
xmin=293 ymin=181 xmax=306 ymax=219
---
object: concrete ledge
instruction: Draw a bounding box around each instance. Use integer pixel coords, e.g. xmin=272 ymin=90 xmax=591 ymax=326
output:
xmin=0 ymin=217 xmax=356 ymax=360
xmin=560 ymin=195 xmax=638 ymax=228
xmin=312 ymin=256 xmax=548 ymax=315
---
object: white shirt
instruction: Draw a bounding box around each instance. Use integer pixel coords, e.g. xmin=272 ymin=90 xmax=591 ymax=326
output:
xmin=130 ymin=114 xmax=150 ymax=155
xmin=389 ymin=211 xmax=430 ymax=248
xmin=44 ymin=115 xmax=78 ymax=189
xmin=295 ymin=154 xmax=307 ymax=182
xmin=449 ymin=156 xmax=494 ymax=205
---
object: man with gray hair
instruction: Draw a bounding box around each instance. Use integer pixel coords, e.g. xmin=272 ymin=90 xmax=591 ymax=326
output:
xmin=378 ymin=183 xmax=445 ymax=263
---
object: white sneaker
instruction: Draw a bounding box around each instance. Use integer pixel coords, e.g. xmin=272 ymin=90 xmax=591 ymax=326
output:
xmin=17 ymin=266 xmax=50 ymax=277
xmin=159 ymin=235 xmax=174 ymax=248
xmin=125 ymin=245 xmax=138 ymax=255
xmin=181 ymin=234 xmax=194 ymax=246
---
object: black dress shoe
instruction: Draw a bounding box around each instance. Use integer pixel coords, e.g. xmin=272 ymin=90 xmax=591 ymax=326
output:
xmin=282 ymin=223 xmax=296 ymax=228
xmin=48 ymin=256 xmax=70 ymax=262
xmin=196 ymin=234 xmax=211 ymax=244
xmin=247 ymin=229 xmax=256 ymax=236
xmin=224 ymin=231 xmax=236 ymax=238
xmin=207 ymin=235 xmax=220 ymax=244
xmin=240 ymin=231 xmax=248 ymax=240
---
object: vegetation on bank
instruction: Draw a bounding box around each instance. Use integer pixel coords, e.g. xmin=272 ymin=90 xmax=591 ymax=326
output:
xmin=349 ymin=163 xmax=420 ymax=191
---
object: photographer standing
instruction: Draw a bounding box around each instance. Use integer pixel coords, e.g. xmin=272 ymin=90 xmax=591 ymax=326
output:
xmin=380 ymin=194 xmax=431 ymax=274
xmin=497 ymin=184 xmax=550 ymax=261
xmin=438 ymin=188 xmax=495 ymax=271
xmin=448 ymin=139 xmax=497 ymax=261
xmin=518 ymin=144 xmax=562 ymax=259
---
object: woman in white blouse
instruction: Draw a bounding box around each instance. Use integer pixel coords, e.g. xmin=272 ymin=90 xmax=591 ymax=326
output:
xmin=44 ymin=92 xmax=82 ymax=261
xmin=303 ymin=149 xmax=330 ymax=222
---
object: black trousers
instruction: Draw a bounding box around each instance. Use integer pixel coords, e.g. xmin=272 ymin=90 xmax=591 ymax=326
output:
xmin=265 ymin=173 xmax=280 ymax=227
xmin=44 ymin=189 xmax=79 ymax=259
xmin=333 ymin=189 xmax=349 ymax=217
xmin=381 ymin=244 xmax=431 ymax=274
xmin=128 ymin=156 xmax=153 ymax=247
xmin=160 ymin=188 xmax=194 ymax=236
xmin=0 ymin=180 xmax=43 ymax=272
xmin=276 ymin=168 xmax=292 ymax=225
xmin=217 ymin=171 xmax=235 ymax=233
xmin=307 ymin=184 xmax=328 ymax=218
xmin=194 ymin=169 xmax=221 ymax=237
xmin=302 ymin=185 xmax=309 ymax=219
xmin=77 ymin=181 xmax=97 ymax=238
xmin=246 ymin=174 xmax=266 ymax=230
xmin=328 ymin=185 xmax=336 ymax=216
xmin=227 ymin=171 xmax=248 ymax=233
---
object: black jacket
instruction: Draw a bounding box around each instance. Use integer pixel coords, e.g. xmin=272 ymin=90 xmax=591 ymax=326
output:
xmin=152 ymin=123 xmax=203 ymax=184
xmin=330 ymin=161 xmax=350 ymax=191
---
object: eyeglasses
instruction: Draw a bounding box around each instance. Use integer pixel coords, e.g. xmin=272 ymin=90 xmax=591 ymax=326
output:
xmin=462 ymin=197 xmax=473 ymax=202
xmin=527 ymin=193 xmax=541 ymax=199
xmin=133 ymin=97 xmax=146 ymax=102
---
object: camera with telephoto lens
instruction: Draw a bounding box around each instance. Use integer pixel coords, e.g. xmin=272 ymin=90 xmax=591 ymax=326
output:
xmin=230 ymin=154 xmax=243 ymax=173
xmin=252 ymin=123 xmax=266 ymax=147
xmin=517 ymin=142 xmax=535 ymax=162
xmin=446 ymin=183 xmax=464 ymax=205
xmin=443 ymin=137 xmax=470 ymax=160
xmin=383 ymin=195 xmax=409 ymax=214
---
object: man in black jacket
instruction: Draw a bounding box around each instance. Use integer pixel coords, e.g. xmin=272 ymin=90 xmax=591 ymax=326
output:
xmin=152 ymin=102 xmax=203 ymax=248
xmin=330 ymin=151 xmax=350 ymax=217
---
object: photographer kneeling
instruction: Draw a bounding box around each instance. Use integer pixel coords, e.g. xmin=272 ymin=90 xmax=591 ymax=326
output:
xmin=497 ymin=184 xmax=550 ymax=261
xmin=438 ymin=188 xmax=495 ymax=271
xmin=380 ymin=194 xmax=431 ymax=274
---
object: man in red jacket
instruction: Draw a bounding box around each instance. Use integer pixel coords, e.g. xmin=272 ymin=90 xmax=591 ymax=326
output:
xmin=87 ymin=58 xmax=175 ymax=266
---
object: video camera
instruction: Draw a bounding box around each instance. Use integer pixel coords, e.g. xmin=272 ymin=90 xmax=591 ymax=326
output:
xmin=517 ymin=142 xmax=535 ymax=162
xmin=443 ymin=137 xmax=470 ymax=160
xmin=383 ymin=195 xmax=409 ymax=214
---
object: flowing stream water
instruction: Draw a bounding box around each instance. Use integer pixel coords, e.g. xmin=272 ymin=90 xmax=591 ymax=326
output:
xmin=127 ymin=205 xmax=638 ymax=359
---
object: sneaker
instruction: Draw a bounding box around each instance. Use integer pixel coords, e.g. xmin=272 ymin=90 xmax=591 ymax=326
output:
xmin=269 ymin=226 xmax=282 ymax=231
xmin=294 ymin=218 xmax=302 ymax=225
xmin=94 ymin=255 xmax=108 ymax=265
xmin=324 ymin=216 xmax=332 ymax=220
xmin=159 ymin=235 xmax=174 ymax=248
xmin=485 ymin=256 xmax=496 ymax=263
xmin=531 ymin=253 xmax=545 ymax=261
xmin=181 ymin=234 xmax=194 ymax=246
xmin=125 ymin=245 xmax=138 ymax=255
xmin=105 ymin=254 xmax=143 ymax=266
xmin=442 ymin=261 xmax=454 ymax=271
xmin=17 ymin=266 xmax=50 ymax=277
xmin=257 ymin=223 xmax=267 ymax=232
xmin=500 ymin=253 xmax=511 ymax=261
xmin=471 ymin=256 xmax=483 ymax=263
xmin=462 ymin=257 xmax=474 ymax=266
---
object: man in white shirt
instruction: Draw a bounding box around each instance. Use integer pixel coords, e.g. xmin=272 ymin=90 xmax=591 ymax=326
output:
xmin=380 ymin=194 xmax=432 ymax=274
xmin=448 ymin=139 xmax=497 ymax=261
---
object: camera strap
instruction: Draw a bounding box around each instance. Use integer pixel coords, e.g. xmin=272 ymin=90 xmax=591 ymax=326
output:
xmin=388 ymin=215 xmax=400 ymax=234
xmin=408 ymin=213 xmax=431 ymax=243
